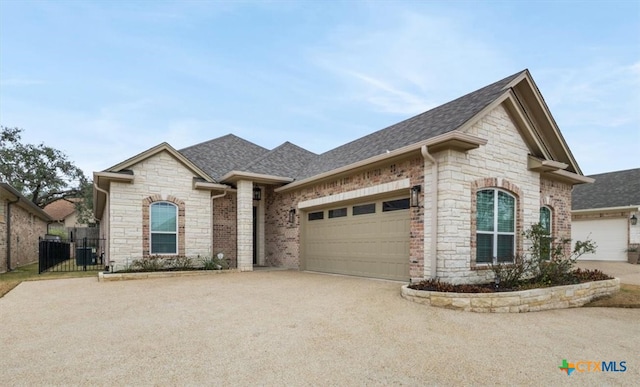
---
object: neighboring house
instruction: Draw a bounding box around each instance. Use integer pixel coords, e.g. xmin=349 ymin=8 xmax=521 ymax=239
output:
xmin=0 ymin=183 xmax=52 ymax=273
xmin=44 ymin=198 xmax=94 ymax=237
xmin=94 ymin=69 xmax=593 ymax=284
xmin=572 ymin=168 xmax=640 ymax=261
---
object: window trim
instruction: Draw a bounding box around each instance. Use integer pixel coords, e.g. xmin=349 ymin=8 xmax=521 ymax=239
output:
xmin=150 ymin=201 xmax=178 ymax=255
xmin=476 ymin=188 xmax=516 ymax=265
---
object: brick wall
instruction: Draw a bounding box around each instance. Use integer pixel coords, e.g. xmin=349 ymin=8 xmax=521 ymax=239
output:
xmin=0 ymin=199 xmax=48 ymax=273
xmin=212 ymin=192 xmax=237 ymax=267
xmin=265 ymin=156 xmax=424 ymax=270
xmin=540 ymin=178 xmax=572 ymax=255
xmin=108 ymin=151 xmax=212 ymax=267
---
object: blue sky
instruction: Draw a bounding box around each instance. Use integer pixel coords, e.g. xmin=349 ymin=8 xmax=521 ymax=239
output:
xmin=1 ymin=0 xmax=638 ymax=178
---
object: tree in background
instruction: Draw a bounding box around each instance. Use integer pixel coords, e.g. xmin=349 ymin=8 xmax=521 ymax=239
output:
xmin=0 ymin=126 xmax=93 ymax=222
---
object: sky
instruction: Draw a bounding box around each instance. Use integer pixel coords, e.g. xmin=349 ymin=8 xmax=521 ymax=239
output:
xmin=1 ymin=0 xmax=638 ymax=180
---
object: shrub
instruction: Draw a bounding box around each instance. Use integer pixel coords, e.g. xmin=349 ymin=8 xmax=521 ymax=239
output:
xmin=488 ymin=224 xmax=597 ymax=289
xmin=131 ymin=256 xmax=166 ymax=272
xmin=166 ymin=256 xmax=194 ymax=270
xmin=201 ymin=255 xmax=229 ymax=270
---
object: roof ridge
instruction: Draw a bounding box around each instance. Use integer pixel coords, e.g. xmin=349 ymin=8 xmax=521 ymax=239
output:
xmin=240 ymin=141 xmax=317 ymax=172
xmin=179 ymin=133 xmax=269 ymax=153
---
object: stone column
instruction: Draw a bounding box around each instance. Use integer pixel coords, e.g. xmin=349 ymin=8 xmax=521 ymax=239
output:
xmin=257 ymin=187 xmax=265 ymax=266
xmin=237 ymin=180 xmax=253 ymax=271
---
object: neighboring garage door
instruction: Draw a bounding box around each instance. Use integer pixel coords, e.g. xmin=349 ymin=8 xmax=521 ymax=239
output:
xmin=303 ymin=197 xmax=410 ymax=281
xmin=572 ymin=218 xmax=628 ymax=261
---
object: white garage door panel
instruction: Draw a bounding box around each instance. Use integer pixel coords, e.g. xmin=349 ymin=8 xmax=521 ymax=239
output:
xmin=304 ymin=198 xmax=410 ymax=281
xmin=572 ymin=218 xmax=627 ymax=261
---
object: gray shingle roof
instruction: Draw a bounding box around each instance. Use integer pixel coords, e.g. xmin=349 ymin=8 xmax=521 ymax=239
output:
xmin=295 ymin=70 xmax=526 ymax=179
xmin=572 ymin=168 xmax=640 ymax=210
xmin=242 ymin=142 xmax=317 ymax=178
xmin=177 ymin=70 xmax=527 ymax=184
xmin=179 ymin=134 xmax=269 ymax=181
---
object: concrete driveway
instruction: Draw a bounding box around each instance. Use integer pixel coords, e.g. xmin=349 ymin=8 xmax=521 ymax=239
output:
xmin=1 ymin=270 xmax=638 ymax=386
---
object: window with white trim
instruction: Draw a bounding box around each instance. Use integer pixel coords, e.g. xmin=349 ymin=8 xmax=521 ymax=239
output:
xmin=150 ymin=202 xmax=177 ymax=254
xmin=476 ymin=189 xmax=516 ymax=264
xmin=539 ymin=206 xmax=552 ymax=260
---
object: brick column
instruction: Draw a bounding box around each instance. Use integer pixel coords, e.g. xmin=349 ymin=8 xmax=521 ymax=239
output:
xmin=237 ymin=180 xmax=254 ymax=271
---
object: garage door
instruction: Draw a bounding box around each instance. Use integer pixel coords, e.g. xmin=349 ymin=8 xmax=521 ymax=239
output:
xmin=572 ymin=218 xmax=628 ymax=261
xmin=303 ymin=197 xmax=410 ymax=281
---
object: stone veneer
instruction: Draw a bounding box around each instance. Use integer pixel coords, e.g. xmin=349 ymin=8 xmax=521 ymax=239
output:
xmin=107 ymin=151 xmax=212 ymax=266
xmin=401 ymin=278 xmax=620 ymax=313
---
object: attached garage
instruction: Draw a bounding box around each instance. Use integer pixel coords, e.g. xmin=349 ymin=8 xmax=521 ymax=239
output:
xmin=572 ymin=218 xmax=628 ymax=261
xmin=302 ymin=197 xmax=410 ymax=281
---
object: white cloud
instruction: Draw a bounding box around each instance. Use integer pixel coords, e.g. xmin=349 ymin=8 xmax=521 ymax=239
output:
xmin=309 ymin=9 xmax=512 ymax=116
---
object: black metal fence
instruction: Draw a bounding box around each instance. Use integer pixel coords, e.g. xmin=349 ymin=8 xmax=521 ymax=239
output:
xmin=39 ymin=237 xmax=105 ymax=274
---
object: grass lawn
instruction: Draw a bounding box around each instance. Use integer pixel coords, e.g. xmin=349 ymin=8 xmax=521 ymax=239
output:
xmin=1 ymin=264 xmax=639 ymax=308
xmin=0 ymin=263 xmax=98 ymax=298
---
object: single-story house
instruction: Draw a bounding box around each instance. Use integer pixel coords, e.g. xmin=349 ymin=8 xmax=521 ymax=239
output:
xmin=44 ymin=198 xmax=83 ymax=230
xmin=0 ymin=182 xmax=52 ymax=273
xmin=572 ymin=168 xmax=640 ymax=261
xmin=94 ymin=69 xmax=593 ymax=284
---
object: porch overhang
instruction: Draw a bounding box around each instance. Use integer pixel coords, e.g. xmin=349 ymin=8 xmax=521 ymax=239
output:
xmin=220 ymin=171 xmax=294 ymax=186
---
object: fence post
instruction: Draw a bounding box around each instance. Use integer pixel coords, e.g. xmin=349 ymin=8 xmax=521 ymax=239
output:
xmin=83 ymin=237 xmax=88 ymax=271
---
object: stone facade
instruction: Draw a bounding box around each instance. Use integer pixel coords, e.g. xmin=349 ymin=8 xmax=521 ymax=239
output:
xmin=432 ymin=105 xmax=541 ymax=284
xmin=0 ymin=196 xmax=49 ymax=273
xmin=107 ymin=151 xmax=212 ymax=267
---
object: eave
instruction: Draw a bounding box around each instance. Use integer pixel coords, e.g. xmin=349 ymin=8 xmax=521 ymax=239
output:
xmin=542 ymin=169 xmax=594 ymax=185
xmin=527 ymin=155 xmax=568 ymax=172
xmin=276 ymin=131 xmax=487 ymax=193
xmin=572 ymin=205 xmax=639 ymax=215
xmin=219 ymin=171 xmax=294 ymax=185
xmin=193 ymin=180 xmax=234 ymax=192
xmin=93 ymin=171 xmax=135 ymax=219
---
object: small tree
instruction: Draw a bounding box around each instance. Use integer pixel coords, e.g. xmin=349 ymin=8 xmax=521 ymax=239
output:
xmin=0 ymin=126 xmax=91 ymax=214
xmin=491 ymin=224 xmax=597 ymax=288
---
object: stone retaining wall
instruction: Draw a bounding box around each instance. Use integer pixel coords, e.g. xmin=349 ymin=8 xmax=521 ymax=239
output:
xmin=401 ymin=278 xmax=620 ymax=313
xmin=98 ymin=269 xmax=238 ymax=282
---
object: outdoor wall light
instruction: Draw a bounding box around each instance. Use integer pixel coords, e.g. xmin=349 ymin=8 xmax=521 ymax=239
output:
xmin=288 ymin=208 xmax=296 ymax=224
xmin=253 ymin=187 xmax=262 ymax=201
xmin=631 ymin=214 xmax=638 ymax=226
xmin=410 ymin=185 xmax=421 ymax=207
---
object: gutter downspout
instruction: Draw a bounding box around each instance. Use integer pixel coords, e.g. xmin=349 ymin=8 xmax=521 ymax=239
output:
xmin=95 ymin=185 xmax=109 ymax=269
xmin=421 ymin=145 xmax=438 ymax=279
xmin=6 ymin=197 xmax=20 ymax=272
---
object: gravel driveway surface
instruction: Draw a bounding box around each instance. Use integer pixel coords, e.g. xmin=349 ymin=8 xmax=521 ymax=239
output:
xmin=1 ymin=270 xmax=638 ymax=386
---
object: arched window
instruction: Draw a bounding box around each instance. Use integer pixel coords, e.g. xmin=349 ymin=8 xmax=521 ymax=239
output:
xmin=150 ymin=202 xmax=178 ymax=254
xmin=476 ymin=189 xmax=516 ymax=264
xmin=539 ymin=206 xmax=552 ymax=260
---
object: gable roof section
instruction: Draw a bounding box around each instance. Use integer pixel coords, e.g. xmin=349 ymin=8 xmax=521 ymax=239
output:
xmin=179 ymin=134 xmax=270 ymax=181
xmin=239 ymin=142 xmax=318 ymax=179
xmin=44 ymin=198 xmax=78 ymax=221
xmin=296 ymin=70 xmax=525 ymax=180
xmin=105 ymin=142 xmax=214 ymax=182
xmin=572 ymin=168 xmax=640 ymax=210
